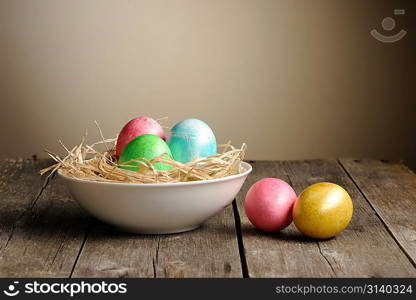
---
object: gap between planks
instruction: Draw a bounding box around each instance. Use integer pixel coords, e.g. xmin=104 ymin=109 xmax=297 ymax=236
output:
xmin=69 ymin=222 xmax=93 ymax=278
xmin=152 ymin=236 xmax=161 ymax=278
xmin=232 ymin=200 xmax=249 ymax=278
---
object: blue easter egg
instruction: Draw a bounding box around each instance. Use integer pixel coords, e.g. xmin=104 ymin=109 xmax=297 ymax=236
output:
xmin=168 ymin=118 xmax=217 ymax=163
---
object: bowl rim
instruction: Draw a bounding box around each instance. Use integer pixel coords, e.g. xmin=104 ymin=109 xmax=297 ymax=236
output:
xmin=57 ymin=161 xmax=252 ymax=187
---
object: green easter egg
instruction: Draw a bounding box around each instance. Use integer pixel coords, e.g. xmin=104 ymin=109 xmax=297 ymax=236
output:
xmin=118 ymin=134 xmax=174 ymax=171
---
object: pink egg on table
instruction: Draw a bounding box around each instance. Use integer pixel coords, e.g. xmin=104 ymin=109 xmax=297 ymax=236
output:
xmin=116 ymin=116 xmax=166 ymax=159
xmin=244 ymin=178 xmax=298 ymax=232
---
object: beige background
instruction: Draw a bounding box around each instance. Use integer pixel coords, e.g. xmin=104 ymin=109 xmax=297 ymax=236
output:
xmin=1 ymin=0 xmax=415 ymax=168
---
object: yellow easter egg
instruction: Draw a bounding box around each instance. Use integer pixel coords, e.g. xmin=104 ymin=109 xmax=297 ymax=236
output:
xmin=293 ymin=182 xmax=353 ymax=239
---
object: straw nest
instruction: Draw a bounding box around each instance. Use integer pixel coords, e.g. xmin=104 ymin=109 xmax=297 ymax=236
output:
xmin=40 ymin=124 xmax=247 ymax=184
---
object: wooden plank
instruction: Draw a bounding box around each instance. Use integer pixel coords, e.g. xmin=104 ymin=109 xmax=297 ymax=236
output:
xmin=339 ymin=158 xmax=416 ymax=266
xmin=0 ymin=158 xmax=90 ymax=277
xmin=0 ymin=158 xmax=49 ymax=252
xmin=71 ymin=223 xmax=158 ymax=278
xmin=155 ymin=206 xmax=241 ymax=277
xmin=72 ymin=205 xmax=242 ymax=277
xmin=236 ymin=160 xmax=416 ymax=277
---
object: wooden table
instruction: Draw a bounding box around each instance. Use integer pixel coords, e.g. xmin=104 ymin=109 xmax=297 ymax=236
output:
xmin=1 ymin=158 xmax=415 ymax=278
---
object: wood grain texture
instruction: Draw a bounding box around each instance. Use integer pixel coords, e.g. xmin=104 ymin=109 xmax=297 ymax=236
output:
xmin=71 ymin=223 xmax=158 ymax=278
xmin=155 ymin=206 xmax=241 ymax=277
xmin=339 ymin=158 xmax=416 ymax=266
xmin=2 ymin=158 xmax=416 ymax=278
xmin=0 ymin=158 xmax=49 ymax=253
xmin=236 ymin=160 xmax=416 ymax=277
xmin=72 ymin=206 xmax=242 ymax=278
xmin=0 ymin=158 xmax=90 ymax=277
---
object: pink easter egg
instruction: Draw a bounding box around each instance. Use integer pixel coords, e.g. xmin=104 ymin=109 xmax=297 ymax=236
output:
xmin=244 ymin=178 xmax=298 ymax=232
xmin=116 ymin=116 xmax=166 ymax=159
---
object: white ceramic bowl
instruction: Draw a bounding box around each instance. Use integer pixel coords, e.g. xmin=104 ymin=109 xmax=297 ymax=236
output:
xmin=58 ymin=162 xmax=252 ymax=234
